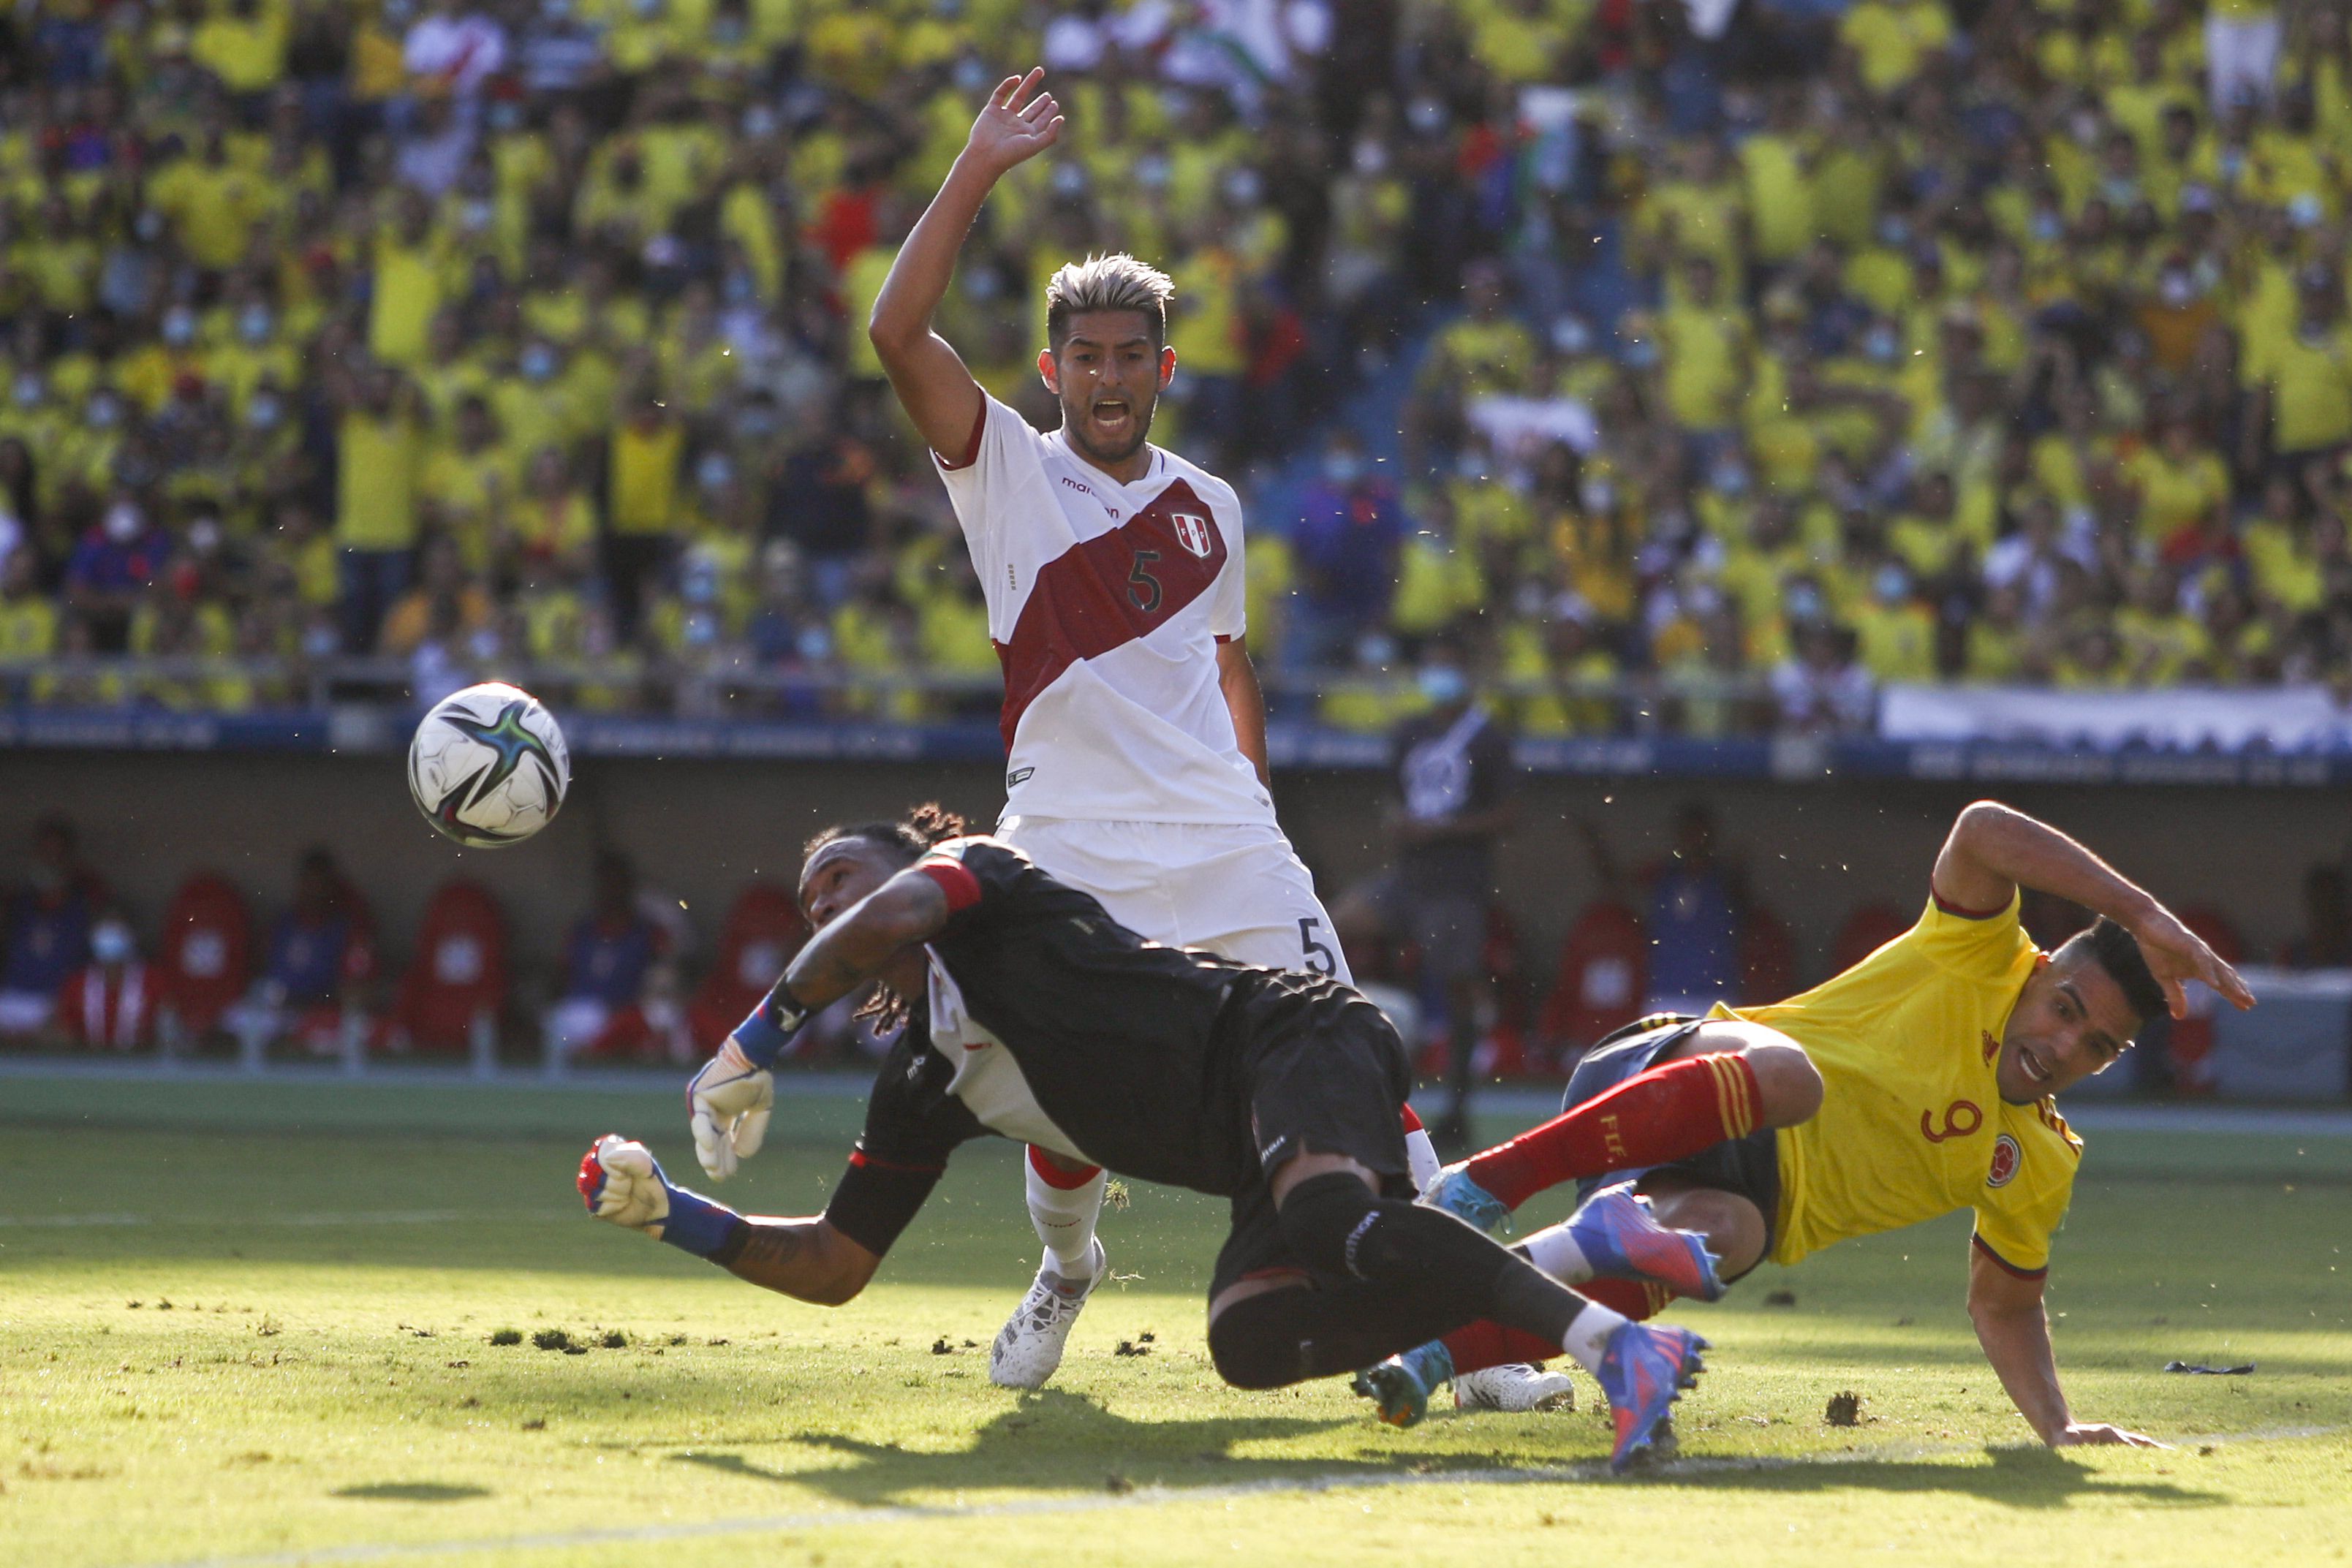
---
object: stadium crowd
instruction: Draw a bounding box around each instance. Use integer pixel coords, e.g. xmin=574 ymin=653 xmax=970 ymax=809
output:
xmin=0 ymin=0 xmax=2345 ymax=739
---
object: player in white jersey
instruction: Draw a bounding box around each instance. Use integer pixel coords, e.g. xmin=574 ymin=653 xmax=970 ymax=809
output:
xmin=690 ymin=69 xmax=1559 ymax=1412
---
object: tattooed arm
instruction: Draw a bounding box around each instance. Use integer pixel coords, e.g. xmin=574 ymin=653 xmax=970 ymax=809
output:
xmin=712 ymin=1216 xmax=880 ymax=1306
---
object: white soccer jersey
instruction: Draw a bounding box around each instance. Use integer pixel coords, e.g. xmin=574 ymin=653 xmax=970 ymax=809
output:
xmin=934 ymin=393 xmax=1274 ymax=827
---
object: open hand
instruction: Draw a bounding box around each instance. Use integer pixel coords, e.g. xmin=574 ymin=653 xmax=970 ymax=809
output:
xmin=964 ymin=68 xmax=1063 ymax=178
xmin=2130 ymin=905 xmax=2255 ymax=1019
xmin=2051 ymin=1421 xmax=2171 ymax=1449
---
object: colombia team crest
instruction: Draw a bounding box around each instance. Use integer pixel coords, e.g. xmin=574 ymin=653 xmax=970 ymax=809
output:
xmin=1986 ymin=1133 xmax=2021 ymax=1188
xmin=1170 ymin=511 xmax=1214 ymax=558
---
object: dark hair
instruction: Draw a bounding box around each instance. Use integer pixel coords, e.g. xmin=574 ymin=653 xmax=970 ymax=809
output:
xmin=801 ymin=801 xmax=967 ymax=866
xmin=2054 ymin=916 xmax=2166 ymax=1024
xmin=1043 ymin=254 xmax=1173 ymax=352
xmin=802 ymin=803 xmax=969 ymax=1034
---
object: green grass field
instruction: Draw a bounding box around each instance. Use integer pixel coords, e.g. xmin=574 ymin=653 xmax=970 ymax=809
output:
xmin=3 ymin=1073 xmax=2349 ymax=1568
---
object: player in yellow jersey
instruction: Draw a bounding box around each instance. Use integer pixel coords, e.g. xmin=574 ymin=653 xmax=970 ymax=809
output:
xmin=1359 ymin=800 xmax=2253 ymax=1445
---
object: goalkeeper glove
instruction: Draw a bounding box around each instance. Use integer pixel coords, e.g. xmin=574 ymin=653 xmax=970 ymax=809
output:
xmin=688 ymin=984 xmax=810 ymax=1181
xmin=576 ymin=1134 xmax=741 ymax=1258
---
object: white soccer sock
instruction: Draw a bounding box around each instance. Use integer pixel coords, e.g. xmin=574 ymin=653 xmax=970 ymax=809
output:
xmin=1518 ymin=1220 xmax=1596 ymax=1285
xmin=1026 ymin=1147 xmax=1107 ymax=1280
xmin=1560 ymin=1300 xmax=1630 ymax=1378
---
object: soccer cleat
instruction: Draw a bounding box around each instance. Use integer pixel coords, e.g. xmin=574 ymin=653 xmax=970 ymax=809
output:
xmin=1594 ymin=1321 xmax=1706 ymax=1474
xmin=1350 ymin=1338 xmax=1453 ymax=1428
xmin=988 ymin=1240 xmax=1108 ymax=1390
xmin=1568 ymin=1182 xmax=1728 ymax=1302
xmin=1455 ymin=1362 xmax=1576 ymax=1413
xmin=1418 ymin=1164 xmax=1510 ymax=1234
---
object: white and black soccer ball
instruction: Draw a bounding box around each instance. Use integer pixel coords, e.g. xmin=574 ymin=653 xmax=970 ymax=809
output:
xmin=407 ymin=682 xmax=571 ymax=849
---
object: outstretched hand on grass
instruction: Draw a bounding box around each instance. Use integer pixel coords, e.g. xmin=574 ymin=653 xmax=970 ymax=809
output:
xmin=2052 ymin=1420 xmax=2171 ymax=1449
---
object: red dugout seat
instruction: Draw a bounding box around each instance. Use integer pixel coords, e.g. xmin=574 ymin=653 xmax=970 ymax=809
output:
xmin=2166 ymin=903 xmax=2245 ymax=1097
xmin=1833 ymin=901 xmax=1912 ymax=974
xmin=689 ymin=885 xmax=809 ymax=1053
xmin=1536 ymin=899 xmax=1646 ymax=1065
xmin=1739 ymin=904 xmax=1799 ymax=1008
xmin=156 ymin=872 xmax=252 ymax=1037
xmin=385 ymin=881 xmax=507 ymax=1056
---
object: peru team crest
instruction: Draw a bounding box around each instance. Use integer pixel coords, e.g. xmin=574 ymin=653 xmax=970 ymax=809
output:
xmin=1986 ymin=1133 xmax=2021 ymax=1188
xmin=1171 ymin=511 xmax=1213 ymax=558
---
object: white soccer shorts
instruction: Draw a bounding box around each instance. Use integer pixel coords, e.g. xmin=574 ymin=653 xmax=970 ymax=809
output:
xmin=999 ymin=815 xmax=1353 ymax=985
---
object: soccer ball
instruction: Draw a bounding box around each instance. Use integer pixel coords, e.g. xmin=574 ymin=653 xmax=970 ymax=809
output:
xmin=407 ymin=682 xmax=571 ymax=849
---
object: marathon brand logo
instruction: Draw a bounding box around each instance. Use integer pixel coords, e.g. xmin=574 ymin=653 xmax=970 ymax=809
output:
xmin=1007 ymin=767 xmax=1035 ymax=788
xmin=1986 ymin=1133 xmax=2022 ymax=1188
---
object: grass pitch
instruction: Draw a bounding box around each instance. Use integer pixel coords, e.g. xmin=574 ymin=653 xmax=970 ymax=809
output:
xmin=2 ymin=1073 xmax=2348 ymax=1568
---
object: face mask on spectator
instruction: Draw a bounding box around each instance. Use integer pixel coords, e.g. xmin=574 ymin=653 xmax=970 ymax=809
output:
xmin=520 ymin=344 xmax=559 ymax=382
xmin=12 ymin=372 xmax=41 ymax=408
xmin=162 ymin=308 xmax=197 ymax=348
xmin=189 ymin=517 xmax=223 ymax=556
xmin=105 ymin=501 xmax=143 ymax=542
xmin=1785 ymin=582 xmax=1824 ymax=621
xmin=1352 ymin=138 xmax=1389 ymax=176
xmin=953 ymin=56 xmax=991 ymax=94
xmin=1407 ymin=97 xmax=1447 ymax=136
xmin=92 ymin=920 xmax=134 ymax=965
xmin=489 ymin=102 xmax=523 ymax=133
xmin=1621 ymin=336 xmax=1657 ymax=370
xmin=1864 ymin=324 xmax=1899 ymax=363
xmin=742 ymin=103 xmax=779 ymax=139
xmin=134 ymin=208 xmax=164 ymax=243
xmin=1551 ymin=317 xmax=1591 ymax=355
xmin=1875 ymin=564 xmax=1910 ymax=604
xmin=303 ymin=621 xmax=341 ymax=658
xmin=712 ymin=13 xmax=744 ymax=43
xmin=238 ymin=305 xmax=273 ymax=344
xmin=2158 ymin=270 xmax=2194 ymax=307
xmin=249 ymin=393 xmax=284 ymax=431
xmin=1709 ymin=461 xmax=1750 ymax=497
xmin=1322 ymin=450 xmax=1363 ymax=485
xmin=1876 ymin=215 xmax=1911 ymax=249
xmin=542 ymin=0 xmax=573 ymax=19
xmin=1418 ymin=664 xmax=1470 ymax=705
xmin=1354 ymin=632 xmax=1398 ymax=669
xmin=1580 ymin=477 xmax=1615 ymax=512
xmin=735 ymin=403 xmax=779 ymax=441
xmin=1223 ymin=168 xmax=1263 ymax=207
xmin=697 ymin=451 xmax=735 ymax=493
xmin=1136 ymin=153 xmax=1171 ymax=192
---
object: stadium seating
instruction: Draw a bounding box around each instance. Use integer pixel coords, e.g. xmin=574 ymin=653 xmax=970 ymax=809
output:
xmin=382 ymin=879 xmax=508 ymax=1072
xmin=1832 ymin=901 xmax=1913 ymax=975
xmin=1535 ymin=898 xmax=1647 ymax=1064
xmin=687 ymin=882 xmax=807 ymax=1054
xmin=154 ymin=872 xmax=253 ymax=1050
xmin=0 ymin=0 xmax=2335 ymax=741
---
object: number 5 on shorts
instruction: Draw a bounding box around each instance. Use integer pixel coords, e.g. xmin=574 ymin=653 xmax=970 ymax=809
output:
xmin=1298 ymin=916 xmax=1336 ymax=977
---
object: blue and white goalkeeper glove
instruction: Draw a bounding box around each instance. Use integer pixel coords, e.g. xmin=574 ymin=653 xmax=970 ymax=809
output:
xmin=577 ymin=1134 xmax=739 ymax=1257
xmin=686 ymin=985 xmax=809 ymax=1181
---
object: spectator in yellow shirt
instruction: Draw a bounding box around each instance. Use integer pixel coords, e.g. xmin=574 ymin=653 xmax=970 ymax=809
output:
xmin=1839 ymin=0 xmax=1956 ymax=99
xmin=333 ymin=365 xmax=425 ymax=653
xmin=606 ymin=383 xmax=687 ymax=637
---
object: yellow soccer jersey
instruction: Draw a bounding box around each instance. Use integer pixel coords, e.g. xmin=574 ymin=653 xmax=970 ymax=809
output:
xmin=1714 ymin=890 xmax=2081 ymax=1275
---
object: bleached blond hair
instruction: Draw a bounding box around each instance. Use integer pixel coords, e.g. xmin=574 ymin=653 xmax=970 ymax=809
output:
xmin=1044 ymin=253 xmax=1175 ymax=349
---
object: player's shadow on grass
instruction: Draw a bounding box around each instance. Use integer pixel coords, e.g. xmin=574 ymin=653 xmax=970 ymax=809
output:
xmin=668 ymin=1389 xmax=1475 ymax=1507
xmin=1666 ymin=1443 xmax=2226 ymax=1509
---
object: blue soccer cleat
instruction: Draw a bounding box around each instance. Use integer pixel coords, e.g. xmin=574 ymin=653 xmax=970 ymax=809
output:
xmin=1350 ymin=1338 xmax=1454 ymax=1428
xmin=1568 ymin=1182 xmax=1728 ymax=1303
xmin=1595 ymin=1320 xmax=1707 ymax=1474
xmin=1419 ymin=1164 xmax=1510 ymax=1233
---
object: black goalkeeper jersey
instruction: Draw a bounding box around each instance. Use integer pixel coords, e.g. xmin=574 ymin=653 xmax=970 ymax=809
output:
xmin=820 ymin=836 xmax=1354 ymax=1257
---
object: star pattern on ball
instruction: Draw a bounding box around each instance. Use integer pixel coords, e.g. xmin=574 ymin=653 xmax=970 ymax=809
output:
xmin=441 ymin=700 xmax=560 ymax=811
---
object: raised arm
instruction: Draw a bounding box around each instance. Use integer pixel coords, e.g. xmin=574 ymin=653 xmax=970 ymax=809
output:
xmin=1929 ymin=800 xmax=2253 ymax=1018
xmin=1967 ymin=1241 xmax=2163 ymax=1447
xmin=868 ymin=69 xmax=1063 ymax=458
xmin=779 ymin=864 xmax=952 ymax=1010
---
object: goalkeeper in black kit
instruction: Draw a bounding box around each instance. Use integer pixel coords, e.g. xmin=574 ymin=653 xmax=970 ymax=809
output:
xmin=578 ymin=806 xmax=1710 ymax=1471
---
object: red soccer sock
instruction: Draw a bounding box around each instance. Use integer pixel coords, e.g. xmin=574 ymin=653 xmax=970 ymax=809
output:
xmin=1440 ymin=1283 xmax=1672 ymax=1377
xmin=1462 ymin=1053 xmax=1763 ymax=1210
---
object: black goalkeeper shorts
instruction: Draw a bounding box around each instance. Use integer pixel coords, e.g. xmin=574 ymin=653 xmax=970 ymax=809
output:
xmin=1206 ymin=974 xmax=1416 ymax=1300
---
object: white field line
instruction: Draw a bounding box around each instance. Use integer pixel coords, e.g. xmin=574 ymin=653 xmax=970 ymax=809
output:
xmin=0 ymin=1209 xmax=564 ymax=1228
xmin=122 ymin=1423 xmax=2348 ymax=1568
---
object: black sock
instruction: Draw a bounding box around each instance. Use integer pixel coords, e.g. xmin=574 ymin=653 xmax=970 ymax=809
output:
xmin=1270 ymin=1172 xmax=1585 ymax=1350
xmin=1208 ymin=1279 xmax=1467 ymax=1389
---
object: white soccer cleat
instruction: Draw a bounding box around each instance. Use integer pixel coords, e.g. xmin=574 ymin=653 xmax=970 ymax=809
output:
xmin=988 ymin=1239 xmax=1108 ymax=1390
xmin=1454 ymin=1362 xmax=1577 ymax=1414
